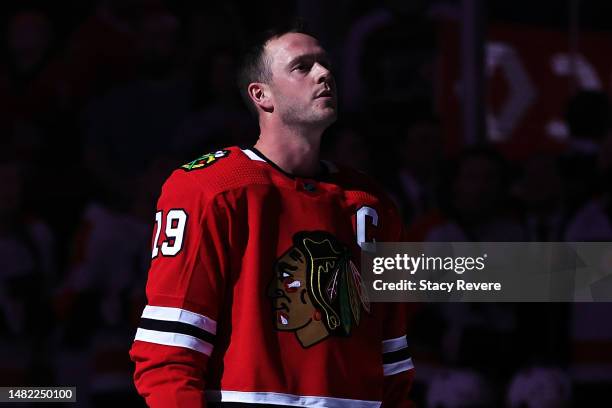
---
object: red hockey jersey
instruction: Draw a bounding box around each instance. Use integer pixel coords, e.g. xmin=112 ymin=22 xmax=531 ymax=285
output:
xmin=129 ymin=146 xmax=414 ymax=407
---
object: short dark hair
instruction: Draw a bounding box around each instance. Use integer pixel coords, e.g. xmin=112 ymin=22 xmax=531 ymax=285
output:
xmin=237 ymin=21 xmax=312 ymax=116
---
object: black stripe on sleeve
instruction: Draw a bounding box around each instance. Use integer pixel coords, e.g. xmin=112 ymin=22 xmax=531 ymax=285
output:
xmin=139 ymin=317 xmax=216 ymax=345
xmin=382 ymin=346 xmax=411 ymax=365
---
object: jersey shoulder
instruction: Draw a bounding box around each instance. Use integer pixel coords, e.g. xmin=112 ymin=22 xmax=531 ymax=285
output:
xmin=166 ymin=146 xmax=270 ymax=198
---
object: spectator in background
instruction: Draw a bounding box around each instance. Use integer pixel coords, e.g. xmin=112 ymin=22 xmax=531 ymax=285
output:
xmin=82 ymin=7 xmax=190 ymax=206
xmin=563 ymin=130 xmax=612 ymax=402
xmin=341 ymin=0 xmax=436 ymax=113
xmin=506 ymin=367 xmax=571 ymax=408
xmin=0 ymin=9 xmax=91 ymax=267
xmin=0 ymin=10 xmax=57 ymax=152
xmin=521 ymin=94 xmax=612 ymax=404
xmin=386 ymin=111 xmax=443 ymax=225
xmin=53 ymin=159 xmax=172 ymax=407
xmin=173 ymin=47 xmax=257 ymax=156
xmin=0 ymin=160 xmax=56 ymax=385
xmin=426 ymin=369 xmax=495 ymax=408
xmin=406 ymin=147 xmax=524 ymax=386
xmin=560 ymin=90 xmax=610 ymax=216
xmin=565 ymin=129 xmax=612 ymax=241
xmin=515 ymin=154 xmax=567 ymax=241
xmin=61 ymin=0 xmax=159 ymax=104
xmin=508 ymin=153 xmax=572 ymax=390
xmin=507 ymin=152 xmax=572 ymax=380
xmin=420 ymin=146 xmax=525 ymax=242
xmin=5 ymin=11 xmax=52 ymax=84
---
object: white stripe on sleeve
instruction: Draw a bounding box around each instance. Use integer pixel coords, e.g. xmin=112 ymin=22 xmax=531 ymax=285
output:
xmin=382 ymin=335 xmax=407 ymax=353
xmin=383 ymin=358 xmax=414 ymax=376
xmin=134 ymin=328 xmax=214 ymax=356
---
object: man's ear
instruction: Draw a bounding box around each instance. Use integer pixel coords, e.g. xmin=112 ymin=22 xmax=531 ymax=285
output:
xmin=248 ymin=82 xmax=273 ymax=113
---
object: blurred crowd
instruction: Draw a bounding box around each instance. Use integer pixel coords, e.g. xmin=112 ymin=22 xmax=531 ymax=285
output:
xmin=1 ymin=0 xmax=611 ymax=407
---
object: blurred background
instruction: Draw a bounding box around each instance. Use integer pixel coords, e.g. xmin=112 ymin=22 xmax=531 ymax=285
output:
xmin=1 ymin=0 xmax=611 ymax=406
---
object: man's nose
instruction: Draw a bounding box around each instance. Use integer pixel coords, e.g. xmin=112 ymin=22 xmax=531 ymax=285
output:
xmin=314 ymin=63 xmax=334 ymax=85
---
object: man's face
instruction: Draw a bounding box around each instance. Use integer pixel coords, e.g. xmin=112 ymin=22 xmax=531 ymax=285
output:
xmin=264 ymin=33 xmax=337 ymax=127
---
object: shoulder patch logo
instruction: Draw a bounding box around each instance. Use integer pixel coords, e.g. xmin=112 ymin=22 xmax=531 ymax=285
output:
xmin=267 ymin=231 xmax=371 ymax=348
xmin=180 ymin=150 xmax=230 ymax=171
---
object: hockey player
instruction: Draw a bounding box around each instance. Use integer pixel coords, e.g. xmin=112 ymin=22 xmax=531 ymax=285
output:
xmin=129 ymin=23 xmax=414 ymax=407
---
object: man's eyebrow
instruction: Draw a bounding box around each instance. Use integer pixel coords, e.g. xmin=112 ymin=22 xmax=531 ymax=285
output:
xmin=288 ymin=53 xmax=331 ymax=66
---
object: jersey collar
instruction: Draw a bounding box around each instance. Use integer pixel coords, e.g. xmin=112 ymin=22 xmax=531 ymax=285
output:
xmin=241 ymin=147 xmax=338 ymax=180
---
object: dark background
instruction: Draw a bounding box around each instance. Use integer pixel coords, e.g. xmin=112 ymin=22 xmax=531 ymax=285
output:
xmin=1 ymin=0 xmax=611 ymax=406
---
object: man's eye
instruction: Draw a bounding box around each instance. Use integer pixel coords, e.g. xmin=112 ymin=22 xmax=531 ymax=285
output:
xmin=295 ymin=64 xmax=309 ymax=72
xmin=282 ymin=272 xmax=291 ymax=278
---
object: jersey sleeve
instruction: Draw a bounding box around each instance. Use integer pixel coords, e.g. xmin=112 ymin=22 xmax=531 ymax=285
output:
xmin=381 ymin=302 xmax=416 ymax=408
xmin=129 ymin=170 xmax=231 ymax=408
xmin=381 ymin=202 xmax=416 ymax=408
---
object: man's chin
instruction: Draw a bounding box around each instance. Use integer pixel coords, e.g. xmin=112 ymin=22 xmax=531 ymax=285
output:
xmin=300 ymin=111 xmax=336 ymax=129
xmin=319 ymin=109 xmax=337 ymax=126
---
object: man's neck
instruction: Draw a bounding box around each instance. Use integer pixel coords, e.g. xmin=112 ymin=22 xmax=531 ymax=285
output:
xmin=254 ymin=123 xmax=324 ymax=178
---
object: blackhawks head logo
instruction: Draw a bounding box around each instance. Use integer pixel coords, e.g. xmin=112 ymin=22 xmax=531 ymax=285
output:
xmin=267 ymin=231 xmax=370 ymax=348
xmin=180 ymin=150 xmax=230 ymax=171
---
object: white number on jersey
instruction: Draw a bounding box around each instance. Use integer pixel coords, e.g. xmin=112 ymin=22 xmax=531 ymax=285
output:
xmin=152 ymin=209 xmax=188 ymax=258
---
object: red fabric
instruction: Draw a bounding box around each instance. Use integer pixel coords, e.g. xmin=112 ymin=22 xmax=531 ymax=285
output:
xmin=130 ymin=147 xmax=415 ymax=406
xmin=383 ymin=369 xmax=416 ymax=408
xmin=130 ymin=342 xmax=207 ymax=408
